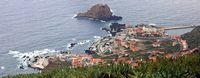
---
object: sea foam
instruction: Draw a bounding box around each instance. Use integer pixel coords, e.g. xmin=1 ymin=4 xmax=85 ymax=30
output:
xmin=93 ymin=36 xmax=101 ymax=39
xmin=72 ymin=14 xmax=77 ymax=19
xmin=0 ymin=66 xmax=5 ymax=70
xmin=8 ymin=49 xmax=59 ymax=69
xmin=148 ymin=23 xmax=157 ymax=26
xmin=66 ymin=40 xmax=91 ymax=50
xmin=100 ymin=20 xmax=106 ymax=22
xmin=77 ymin=40 xmax=90 ymax=45
xmin=111 ymin=9 xmax=114 ymax=14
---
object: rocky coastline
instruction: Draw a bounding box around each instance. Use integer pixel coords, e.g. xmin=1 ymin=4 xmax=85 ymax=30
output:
xmin=20 ymin=24 xmax=200 ymax=71
xmin=101 ymin=23 xmax=126 ymax=36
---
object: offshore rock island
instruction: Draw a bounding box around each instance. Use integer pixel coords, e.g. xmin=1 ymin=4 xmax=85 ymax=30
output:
xmin=75 ymin=4 xmax=122 ymax=21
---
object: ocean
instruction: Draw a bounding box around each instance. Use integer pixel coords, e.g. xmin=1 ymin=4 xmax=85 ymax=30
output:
xmin=0 ymin=0 xmax=200 ymax=76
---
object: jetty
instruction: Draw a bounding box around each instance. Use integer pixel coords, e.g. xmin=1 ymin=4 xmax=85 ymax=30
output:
xmin=162 ymin=25 xmax=198 ymax=30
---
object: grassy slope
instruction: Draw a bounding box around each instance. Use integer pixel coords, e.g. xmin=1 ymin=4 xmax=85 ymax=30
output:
xmin=4 ymin=53 xmax=200 ymax=78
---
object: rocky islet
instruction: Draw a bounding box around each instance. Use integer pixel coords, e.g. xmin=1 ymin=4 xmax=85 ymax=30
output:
xmin=75 ymin=4 xmax=122 ymax=21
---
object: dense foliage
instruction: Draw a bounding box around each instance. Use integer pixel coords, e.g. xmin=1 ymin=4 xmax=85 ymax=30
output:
xmin=4 ymin=53 xmax=200 ymax=78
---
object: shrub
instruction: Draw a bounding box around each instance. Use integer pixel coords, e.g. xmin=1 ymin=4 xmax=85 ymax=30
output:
xmin=4 ymin=54 xmax=200 ymax=78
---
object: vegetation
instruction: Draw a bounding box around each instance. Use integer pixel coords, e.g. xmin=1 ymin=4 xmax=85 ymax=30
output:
xmin=4 ymin=53 xmax=200 ymax=78
xmin=181 ymin=26 xmax=200 ymax=49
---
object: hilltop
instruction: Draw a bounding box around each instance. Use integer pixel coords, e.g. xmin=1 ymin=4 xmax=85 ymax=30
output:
xmin=181 ymin=26 xmax=200 ymax=49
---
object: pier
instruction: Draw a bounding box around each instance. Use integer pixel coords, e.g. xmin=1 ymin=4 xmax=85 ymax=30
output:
xmin=163 ymin=25 xmax=198 ymax=30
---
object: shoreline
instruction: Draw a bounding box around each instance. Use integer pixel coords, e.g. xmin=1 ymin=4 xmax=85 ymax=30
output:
xmin=14 ymin=24 xmax=199 ymax=71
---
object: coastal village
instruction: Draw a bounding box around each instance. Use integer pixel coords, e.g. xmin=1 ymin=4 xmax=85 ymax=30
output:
xmin=2 ymin=2 xmax=200 ymax=77
xmin=67 ymin=24 xmax=198 ymax=68
xmin=27 ymin=23 xmax=199 ymax=70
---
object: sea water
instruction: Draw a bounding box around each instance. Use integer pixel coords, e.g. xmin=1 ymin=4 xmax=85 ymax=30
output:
xmin=0 ymin=0 xmax=200 ymax=76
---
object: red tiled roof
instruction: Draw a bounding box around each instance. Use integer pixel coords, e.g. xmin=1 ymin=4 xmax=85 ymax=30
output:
xmin=165 ymin=54 xmax=173 ymax=59
xmin=126 ymin=60 xmax=133 ymax=64
xmin=90 ymin=58 xmax=102 ymax=63
xmin=131 ymin=47 xmax=139 ymax=51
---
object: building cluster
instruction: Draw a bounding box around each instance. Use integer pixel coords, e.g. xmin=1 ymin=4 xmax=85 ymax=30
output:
xmin=70 ymin=55 xmax=105 ymax=67
xmin=86 ymin=24 xmax=196 ymax=67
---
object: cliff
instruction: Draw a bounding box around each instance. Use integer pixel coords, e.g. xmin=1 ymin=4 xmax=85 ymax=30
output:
xmin=181 ymin=26 xmax=200 ymax=49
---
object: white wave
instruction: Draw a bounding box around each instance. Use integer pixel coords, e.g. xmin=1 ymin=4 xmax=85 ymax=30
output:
xmin=107 ymin=34 xmax=112 ymax=37
xmin=66 ymin=43 xmax=73 ymax=50
xmin=66 ymin=40 xmax=91 ymax=50
xmin=111 ymin=9 xmax=114 ymax=14
xmin=100 ymin=20 xmax=106 ymax=22
xmin=0 ymin=66 xmax=5 ymax=70
xmin=148 ymin=23 xmax=157 ymax=26
xmin=108 ymin=23 xmax=112 ymax=27
xmin=93 ymin=36 xmax=101 ymax=39
xmin=100 ymin=28 xmax=103 ymax=30
xmin=8 ymin=50 xmax=20 ymax=55
xmin=8 ymin=49 xmax=59 ymax=69
xmin=93 ymin=36 xmax=102 ymax=41
xmin=78 ymin=40 xmax=90 ymax=45
xmin=72 ymin=14 xmax=77 ymax=19
xmin=9 ymin=49 xmax=59 ymax=58
xmin=67 ymin=44 xmax=72 ymax=48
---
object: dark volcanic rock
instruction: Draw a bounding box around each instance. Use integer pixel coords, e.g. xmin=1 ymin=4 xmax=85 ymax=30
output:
xmin=85 ymin=50 xmax=95 ymax=55
xmin=76 ymin=4 xmax=122 ymax=21
xmin=181 ymin=26 xmax=200 ymax=49
xmin=101 ymin=28 xmax=110 ymax=32
xmin=109 ymin=23 xmax=126 ymax=36
xmin=110 ymin=23 xmax=126 ymax=32
xmin=101 ymin=23 xmax=126 ymax=36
